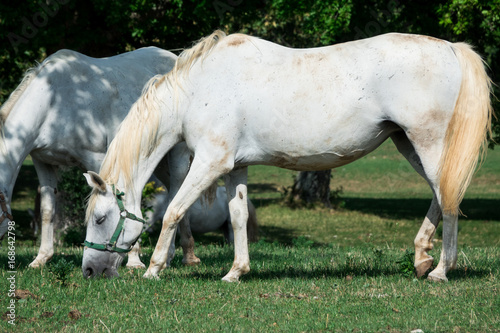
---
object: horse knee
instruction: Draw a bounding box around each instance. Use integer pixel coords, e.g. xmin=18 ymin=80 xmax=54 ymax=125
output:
xmin=163 ymin=207 xmax=186 ymax=228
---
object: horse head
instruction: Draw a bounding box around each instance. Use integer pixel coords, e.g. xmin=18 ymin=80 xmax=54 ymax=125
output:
xmin=82 ymin=171 xmax=145 ymax=278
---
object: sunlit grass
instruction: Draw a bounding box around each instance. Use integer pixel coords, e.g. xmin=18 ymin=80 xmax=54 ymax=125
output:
xmin=1 ymin=244 xmax=499 ymax=332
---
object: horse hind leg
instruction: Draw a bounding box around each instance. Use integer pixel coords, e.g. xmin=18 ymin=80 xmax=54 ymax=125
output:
xmin=391 ymin=132 xmax=442 ymax=277
xmin=427 ymin=213 xmax=458 ymax=281
xmin=126 ymin=242 xmax=147 ymax=269
xmin=393 ymin=126 xmax=460 ymax=282
xmin=29 ymin=160 xmax=57 ymax=268
xmin=178 ymin=215 xmax=201 ymax=266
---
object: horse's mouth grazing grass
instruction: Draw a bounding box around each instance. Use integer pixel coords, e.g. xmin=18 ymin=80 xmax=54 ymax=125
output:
xmin=83 ymin=266 xmax=120 ymax=279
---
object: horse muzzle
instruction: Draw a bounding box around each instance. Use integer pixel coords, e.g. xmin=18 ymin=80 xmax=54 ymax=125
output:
xmin=82 ymin=248 xmax=123 ymax=278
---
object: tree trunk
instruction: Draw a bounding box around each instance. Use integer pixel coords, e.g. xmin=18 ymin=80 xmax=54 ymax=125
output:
xmin=290 ymin=170 xmax=332 ymax=208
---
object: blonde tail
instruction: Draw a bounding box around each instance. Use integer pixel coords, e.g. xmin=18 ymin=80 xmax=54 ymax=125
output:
xmin=439 ymin=43 xmax=493 ymax=215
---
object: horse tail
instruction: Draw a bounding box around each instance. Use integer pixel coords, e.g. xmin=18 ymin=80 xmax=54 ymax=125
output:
xmin=439 ymin=43 xmax=493 ymax=215
xmin=246 ymin=199 xmax=259 ymax=242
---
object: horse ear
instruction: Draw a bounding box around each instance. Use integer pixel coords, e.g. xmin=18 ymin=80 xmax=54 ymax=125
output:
xmin=83 ymin=171 xmax=107 ymax=192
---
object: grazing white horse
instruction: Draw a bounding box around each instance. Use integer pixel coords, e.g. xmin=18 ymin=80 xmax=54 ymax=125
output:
xmin=0 ymin=47 xmax=189 ymax=268
xmin=82 ymin=31 xmax=492 ymax=282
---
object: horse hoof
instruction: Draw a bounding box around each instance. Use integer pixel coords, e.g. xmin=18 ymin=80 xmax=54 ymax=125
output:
xmin=427 ymin=271 xmax=448 ymax=282
xmin=182 ymin=258 xmax=201 ymax=266
xmin=415 ymin=258 xmax=433 ymax=278
xmin=28 ymin=259 xmax=45 ymax=268
xmin=143 ymin=271 xmax=160 ymax=280
xmin=221 ymin=274 xmax=239 ymax=283
xmin=126 ymin=263 xmax=146 ymax=269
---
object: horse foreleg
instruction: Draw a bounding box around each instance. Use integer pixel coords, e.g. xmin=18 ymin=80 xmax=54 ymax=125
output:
xmin=222 ymin=167 xmax=250 ymax=282
xmin=178 ymin=216 xmax=200 ymax=266
xmin=29 ymin=185 xmax=56 ymax=268
xmin=414 ymin=196 xmax=441 ymax=277
xmin=427 ymin=213 xmax=458 ymax=282
xmin=144 ymin=157 xmax=225 ymax=279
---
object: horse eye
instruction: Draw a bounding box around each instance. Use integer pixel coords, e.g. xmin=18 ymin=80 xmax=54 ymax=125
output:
xmin=96 ymin=216 xmax=106 ymax=225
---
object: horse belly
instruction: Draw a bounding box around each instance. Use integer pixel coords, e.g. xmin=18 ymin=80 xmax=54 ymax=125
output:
xmin=236 ymin=117 xmax=395 ymax=171
xmin=271 ymin=134 xmax=389 ymax=170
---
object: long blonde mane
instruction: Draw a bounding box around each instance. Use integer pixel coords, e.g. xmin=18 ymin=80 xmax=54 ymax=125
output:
xmin=97 ymin=30 xmax=227 ymax=194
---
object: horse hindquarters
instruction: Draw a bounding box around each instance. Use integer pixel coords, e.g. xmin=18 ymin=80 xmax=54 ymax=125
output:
xmin=427 ymin=43 xmax=492 ymax=281
xmin=395 ymin=43 xmax=492 ymax=281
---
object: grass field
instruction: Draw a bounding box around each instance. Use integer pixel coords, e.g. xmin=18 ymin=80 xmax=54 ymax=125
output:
xmin=1 ymin=140 xmax=499 ymax=332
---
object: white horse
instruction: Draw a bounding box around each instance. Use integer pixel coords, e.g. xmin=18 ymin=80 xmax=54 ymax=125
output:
xmin=0 ymin=47 xmax=198 ymax=268
xmin=82 ymin=31 xmax=492 ymax=282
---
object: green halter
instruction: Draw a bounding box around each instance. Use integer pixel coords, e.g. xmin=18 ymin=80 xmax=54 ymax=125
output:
xmin=84 ymin=185 xmax=146 ymax=253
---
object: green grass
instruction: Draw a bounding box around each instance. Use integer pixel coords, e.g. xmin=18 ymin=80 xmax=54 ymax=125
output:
xmin=1 ymin=245 xmax=499 ymax=332
xmin=2 ymin=141 xmax=499 ymax=332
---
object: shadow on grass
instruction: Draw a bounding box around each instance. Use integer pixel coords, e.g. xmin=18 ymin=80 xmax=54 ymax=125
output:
xmin=343 ymin=197 xmax=500 ymax=221
xmin=242 ymin=266 xmax=494 ymax=282
xmin=161 ymin=258 xmax=495 ymax=282
xmin=144 ymin=246 xmax=498 ymax=282
xmin=248 ymin=183 xmax=278 ymax=195
xmin=5 ymin=248 xmax=495 ymax=283
xmin=249 ymin=197 xmax=282 ymax=209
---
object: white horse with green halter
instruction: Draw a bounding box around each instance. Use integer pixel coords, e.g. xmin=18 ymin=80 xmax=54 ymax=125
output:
xmin=82 ymin=31 xmax=492 ymax=282
xmin=0 ymin=47 xmax=196 ymax=268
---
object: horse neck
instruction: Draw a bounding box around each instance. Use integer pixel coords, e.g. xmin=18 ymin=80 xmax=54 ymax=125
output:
xmin=117 ymin=121 xmax=182 ymax=215
xmin=116 ymin=148 xmax=173 ymax=216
